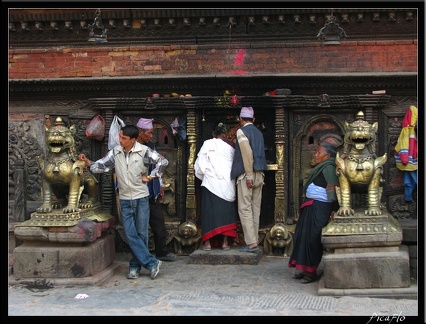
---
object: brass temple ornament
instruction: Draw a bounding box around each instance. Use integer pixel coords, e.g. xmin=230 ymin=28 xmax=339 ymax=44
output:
xmin=317 ymin=10 xmax=347 ymax=45
xmin=88 ymin=9 xmax=108 ymax=43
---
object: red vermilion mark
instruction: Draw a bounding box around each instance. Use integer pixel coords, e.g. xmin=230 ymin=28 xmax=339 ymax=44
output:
xmin=234 ymin=49 xmax=245 ymax=65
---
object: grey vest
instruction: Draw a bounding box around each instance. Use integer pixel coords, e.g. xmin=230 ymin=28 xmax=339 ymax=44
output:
xmin=230 ymin=124 xmax=268 ymax=179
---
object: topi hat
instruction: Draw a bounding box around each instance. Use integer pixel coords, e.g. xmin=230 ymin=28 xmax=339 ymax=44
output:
xmin=240 ymin=106 xmax=254 ymax=118
xmin=136 ymin=118 xmax=154 ymax=130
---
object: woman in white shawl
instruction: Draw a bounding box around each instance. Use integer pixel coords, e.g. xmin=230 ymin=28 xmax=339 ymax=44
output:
xmin=194 ymin=123 xmax=237 ymax=251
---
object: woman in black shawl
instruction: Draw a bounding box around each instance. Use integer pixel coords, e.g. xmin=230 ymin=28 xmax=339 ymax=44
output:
xmin=288 ymin=142 xmax=339 ymax=283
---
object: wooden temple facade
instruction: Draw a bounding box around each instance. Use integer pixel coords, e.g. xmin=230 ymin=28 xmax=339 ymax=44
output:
xmin=8 ymin=8 xmax=419 ymax=260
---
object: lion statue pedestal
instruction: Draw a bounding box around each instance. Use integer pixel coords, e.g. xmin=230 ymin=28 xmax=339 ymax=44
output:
xmin=13 ymin=205 xmax=117 ymax=282
xmin=11 ymin=117 xmax=117 ymax=284
xmin=320 ymin=112 xmax=411 ymax=296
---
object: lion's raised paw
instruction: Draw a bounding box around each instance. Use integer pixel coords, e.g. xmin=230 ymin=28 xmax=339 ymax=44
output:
xmin=63 ymin=206 xmax=80 ymax=213
xmin=79 ymin=201 xmax=95 ymax=209
xmin=36 ymin=205 xmax=53 ymax=213
xmin=336 ymin=207 xmax=354 ymax=216
xmin=365 ymin=208 xmax=382 ymax=216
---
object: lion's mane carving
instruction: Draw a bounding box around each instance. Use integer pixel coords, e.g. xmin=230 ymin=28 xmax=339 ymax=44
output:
xmin=336 ymin=111 xmax=387 ymax=216
xmin=173 ymin=221 xmax=201 ymax=254
xmin=36 ymin=117 xmax=99 ymax=214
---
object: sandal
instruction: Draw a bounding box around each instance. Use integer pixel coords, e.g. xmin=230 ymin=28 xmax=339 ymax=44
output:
xmin=294 ymin=273 xmax=305 ymax=279
xmin=202 ymin=240 xmax=211 ymax=251
xmin=222 ymin=236 xmax=230 ymax=250
xmin=301 ymin=275 xmax=318 ymax=284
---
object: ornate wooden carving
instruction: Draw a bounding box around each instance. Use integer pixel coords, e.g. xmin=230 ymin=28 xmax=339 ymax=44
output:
xmin=9 ymin=119 xmax=44 ymax=223
xmin=185 ymin=108 xmax=197 ymax=223
xmin=273 ymin=99 xmax=286 ymax=223
xmin=9 ymin=9 xmax=418 ymax=47
xmin=8 ymin=91 xmax=418 ymax=258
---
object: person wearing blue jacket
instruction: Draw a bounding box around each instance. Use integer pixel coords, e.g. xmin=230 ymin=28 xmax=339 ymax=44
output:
xmin=137 ymin=118 xmax=177 ymax=261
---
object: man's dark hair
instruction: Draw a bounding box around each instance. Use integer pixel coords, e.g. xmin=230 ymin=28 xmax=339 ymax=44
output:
xmin=121 ymin=125 xmax=139 ymax=139
xmin=212 ymin=122 xmax=227 ymax=137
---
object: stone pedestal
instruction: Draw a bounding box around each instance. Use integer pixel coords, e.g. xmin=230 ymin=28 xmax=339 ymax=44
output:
xmin=322 ymin=245 xmax=410 ymax=289
xmin=13 ymin=234 xmax=115 ymax=279
xmin=11 ymin=206 xmax=117 ymax=284
xmin=319 ymin=211 xmax=412 ymax=296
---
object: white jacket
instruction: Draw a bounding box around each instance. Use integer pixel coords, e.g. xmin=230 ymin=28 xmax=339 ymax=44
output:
xmin=90 ymin=141 xmax=168 ymax=200
xmin=194 ymin=138 xmax=236 ymax=202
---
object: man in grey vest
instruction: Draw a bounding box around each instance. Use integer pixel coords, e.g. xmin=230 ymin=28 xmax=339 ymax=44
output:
xmin=231 ymin=107 xmax=268 ymax=253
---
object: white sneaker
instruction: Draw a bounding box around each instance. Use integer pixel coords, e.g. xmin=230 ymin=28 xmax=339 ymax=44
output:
xmin=127 ymin=269 xmax=140 ymax=279
xmin=150 ymin=260 xmax=162 ymax=279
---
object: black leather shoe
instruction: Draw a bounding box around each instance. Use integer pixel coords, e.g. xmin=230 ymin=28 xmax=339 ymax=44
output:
xmin=157 ymin=252 xmax=177 ymax=261
xmin=301 ymin=275 xmax=318 ymax=284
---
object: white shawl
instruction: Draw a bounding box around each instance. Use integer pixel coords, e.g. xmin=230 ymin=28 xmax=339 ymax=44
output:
xmin=194 ymin=138 xmax=236 ymax=202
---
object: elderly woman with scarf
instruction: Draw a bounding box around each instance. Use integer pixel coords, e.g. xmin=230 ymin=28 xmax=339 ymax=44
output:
xmin=288 ymin=142 xmax=339 ymax=283
xmin=194 ymin=123 xmax=237 ymax=251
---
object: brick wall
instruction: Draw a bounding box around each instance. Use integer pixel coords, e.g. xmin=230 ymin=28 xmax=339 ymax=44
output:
xmin=9 ymin=40 xmax=417 ymax=79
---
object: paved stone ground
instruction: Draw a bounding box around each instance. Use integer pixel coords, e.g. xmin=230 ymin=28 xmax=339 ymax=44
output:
xmin=8 ymin=252 xmax=420 ymax=318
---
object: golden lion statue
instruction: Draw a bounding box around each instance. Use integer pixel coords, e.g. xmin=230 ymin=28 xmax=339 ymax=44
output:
xmin=263 ymin=223 xmax=293 ymax=257
xmin=36 ymin=117 xmax=99 ymax=214
xmin=335 ymin=111 xmax=387 ymax=216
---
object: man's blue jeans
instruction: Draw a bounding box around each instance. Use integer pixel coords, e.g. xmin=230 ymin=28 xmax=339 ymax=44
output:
xmin=404 ymin=170 xmax=417 ymax=202
xmin=120 ymin=197 xmax=158 ymax=272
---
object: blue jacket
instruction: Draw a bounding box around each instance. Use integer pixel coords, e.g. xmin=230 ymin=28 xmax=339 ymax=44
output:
xmin=146 ymin=142 xmax=164 ymax=201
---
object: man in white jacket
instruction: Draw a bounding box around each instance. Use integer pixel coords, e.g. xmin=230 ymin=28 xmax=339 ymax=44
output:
xmin=79 ymin=124 xmax=168 ymax=279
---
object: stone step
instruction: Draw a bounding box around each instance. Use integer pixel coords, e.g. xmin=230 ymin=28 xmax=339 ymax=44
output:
xmin=189 ymin=246 xmax=263 ymax=265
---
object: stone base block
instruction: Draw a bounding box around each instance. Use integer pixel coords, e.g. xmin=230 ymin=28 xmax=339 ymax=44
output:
xmin=318 ymin=276 xmax=418 ymax=299
xmin=322 ymin=245 xmax=410 ymax=289
xmin=9 ymin=262 xmax=121 ymax=287
xmin=189 ymin=246 xmax=263 ymax=265
xmin=12 ymin=234 xmax=115 ymax=279
xmin=9 ymin=223 xmax=21 ymax=254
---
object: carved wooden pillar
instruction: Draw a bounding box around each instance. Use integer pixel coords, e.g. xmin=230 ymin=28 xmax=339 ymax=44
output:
xmin=12 ymin=159 xmax=27 ymax=222
xmin=185 ymin=108 xmax=197 ymax=223
xmin=358 ymin=94 xmax=390 ymax=124
xmin=82 ymin=100 xmax=118 ymax=217
xmin=273 ymin=103 xmax=286 ymax=223
xmin=100 ymin=109 xmax=115 ymax=216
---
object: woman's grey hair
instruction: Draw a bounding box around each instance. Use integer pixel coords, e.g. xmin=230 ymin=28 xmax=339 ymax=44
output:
xmin=320 ymin=142 xmax=337 ymax=157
